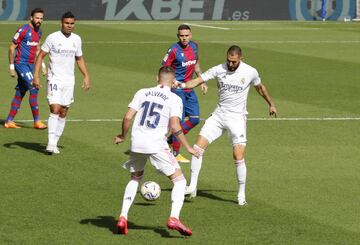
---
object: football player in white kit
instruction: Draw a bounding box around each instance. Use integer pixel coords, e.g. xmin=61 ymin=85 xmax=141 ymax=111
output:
xmin=176 ymin=45 xmax=277 ymax=205
xmin=114 ymin=66 xmax=199 ymax=236
xmin=33 ymin=11 xmax=90 ymax=154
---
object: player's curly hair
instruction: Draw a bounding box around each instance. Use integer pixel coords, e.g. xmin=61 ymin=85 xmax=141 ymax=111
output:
xmin=62 ymin=11 xmax=75 ymax=20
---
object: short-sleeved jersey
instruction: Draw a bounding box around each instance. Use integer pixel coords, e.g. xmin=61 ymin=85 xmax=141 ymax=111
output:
xmin=12 ymin=24 xmax=42 ymax=64
xmin=162 ymin=41 xmax=198 ymax=82
xmin=41 ymin=31 xmax=83 ymax=84
xmin=200 ymin=62 xmax=261 ymax=114
xmin=128 ymin=85 xmax=183 ymax=154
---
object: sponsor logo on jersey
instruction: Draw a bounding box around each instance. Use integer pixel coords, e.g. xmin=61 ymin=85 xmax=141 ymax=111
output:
xmin=26 ymin=41 xmax=38 ymax=46
xmin=219 ymin=81 xmax=244 ymax=93
xmin=181 ymin=60 xmax=197 ymax=67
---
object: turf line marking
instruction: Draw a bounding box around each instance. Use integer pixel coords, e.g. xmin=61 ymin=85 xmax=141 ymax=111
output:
xmin=184 ymin=22 xmax=230 ymax=30
xmin=12 ymin=117 xmax=360 ymax=123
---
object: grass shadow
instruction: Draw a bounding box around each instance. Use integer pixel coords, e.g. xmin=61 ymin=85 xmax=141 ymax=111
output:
xmin=3 ymin=141 xmax=46 ymax=154
xmin=80 ymin=216 xmax=182 ymax=238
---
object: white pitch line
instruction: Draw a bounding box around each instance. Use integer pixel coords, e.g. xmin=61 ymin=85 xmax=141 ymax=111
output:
xmin=10 ymin=117 xmax=360 ymax=123
xmin=1 ymin=40 xmax=359 ymax=45
xmin=184 ymin=22 xmax=230 ymax=30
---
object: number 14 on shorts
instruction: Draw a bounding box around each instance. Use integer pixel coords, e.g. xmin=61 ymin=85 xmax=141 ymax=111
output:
xmin=49 ymin=83 xmax=58 ymax=91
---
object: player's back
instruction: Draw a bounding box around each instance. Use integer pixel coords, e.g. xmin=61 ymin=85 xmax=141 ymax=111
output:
xmin=130 ymin=85 xmax=183 ymax=154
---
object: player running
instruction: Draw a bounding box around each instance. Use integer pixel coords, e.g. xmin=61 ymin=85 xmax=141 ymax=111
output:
xmin=114 ymin=66 xmax=199 ymax=236
xmin=175 ymin=45 xmax=278 ymax=205
xmin=4 ymin=8 xmax=47 ymax=129
xmin=162 ymin=24 xmax=208 ymax=163
xmin=33 ymin=11 xmax=91 ymax=154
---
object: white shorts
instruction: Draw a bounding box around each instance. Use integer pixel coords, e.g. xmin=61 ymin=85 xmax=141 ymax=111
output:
xmin=47 ymin=80 xmax=74 ymax=107
xmin=123 ymin=149 xmax=180 ymax=176
xmin=200 ymin=111 xmax=247 ymax=146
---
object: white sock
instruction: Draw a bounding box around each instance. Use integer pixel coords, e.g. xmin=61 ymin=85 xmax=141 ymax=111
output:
xmin=54 ymin=117 xmax=66 ymax=146
xmin=120 ymin=177 xmax=141 ymax=219
xmin=189 ymin=144 xmax=204 ymax=190
xmin=48 ymin=113 xmax=59 ymax=146
xmin=235 ymin=159 xmax=247 ymax=201
xmin=170 ymin=175 xmax=186 ymax=219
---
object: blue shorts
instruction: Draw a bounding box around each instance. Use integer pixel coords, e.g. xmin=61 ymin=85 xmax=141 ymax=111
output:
xmin=14 ymin=63 xmax=35 ymax=92
xmin=171 ymin=88 xmax=200 ymax=120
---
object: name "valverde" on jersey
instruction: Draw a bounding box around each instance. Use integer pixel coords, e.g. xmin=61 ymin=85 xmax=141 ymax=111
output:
xmin=181 ymin=60 xmax=196 ymax=67
xmin=26 ymin=41 xmax=38 ymax=46
xmin=145 ymin=91 xmax=169 ymax=101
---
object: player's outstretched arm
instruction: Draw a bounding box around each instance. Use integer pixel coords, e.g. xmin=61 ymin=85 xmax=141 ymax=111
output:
xmin=33 ymin=50 xmax=48 ymax=89
xmin=255 ymin=84 xmax=277 ymax=118
xmin=76 ymin=56 xmax=91 ymax=91
xmin=195 ymin=62 xmax=208 ymax=95
xmin=114 ymin=108 xmax=137 ymax=144
xmin=170 ymin=116 xmax=199 ymax=158
xmin=8 ymin=43 xmax=18 ymax=77
xmin=181 ymin=77 xmax=205 ymax=90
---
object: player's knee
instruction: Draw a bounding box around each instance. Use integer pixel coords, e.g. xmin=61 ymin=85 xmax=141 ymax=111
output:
xmin=194 ymin=144 xmax=205 ymax=156
xmin=189 ymin=116 xmax=200 ymax=126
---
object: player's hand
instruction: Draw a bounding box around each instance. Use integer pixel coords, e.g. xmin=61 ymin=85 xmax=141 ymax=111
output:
xmin=114 ymin=134 xmax=125 ymax=144
xmin=172 ymin=80 xmax=182 ymax=89
xmin=41 ymin=66 xmax=47 ymax=76
xmin=187 ymin=147 xmax=200 ymax=158
xmin=82 ymin=76 xmax=91 ymax=91
xmin=9 ymin=68 xmax=16 ymax=77
xmin=269 ymin=105 xmax=277 ymax=118
xmin=200 ymin=83 xmax=208 ymax=95
xmin=32 ymin=77 xmax=41 ymax=89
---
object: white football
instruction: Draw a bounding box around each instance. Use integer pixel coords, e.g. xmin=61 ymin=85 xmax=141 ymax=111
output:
xmin=140 ymin=181 xmax=161 ymax=201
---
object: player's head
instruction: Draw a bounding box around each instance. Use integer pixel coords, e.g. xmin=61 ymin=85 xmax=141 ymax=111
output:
xmin=226 ymin=45 xmax=242 ymax=72
xmin=61 ymin=11 xmax=76 ymax=36
xmin=30 ymin=8 xmax=44 ymax=29
xmin=158 ymin=66 xmax=176 ymax=86
xmin=177 ymin=24 xmax=192 ymax=47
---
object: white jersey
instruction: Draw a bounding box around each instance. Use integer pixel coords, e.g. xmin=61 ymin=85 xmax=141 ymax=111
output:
xmin=41 ymin=31 xmax=83 ymax=85
xmin=201 ymin=62 xmax=261 ymax=114
xmin=129 ymin=85 xmax=183 ymax=154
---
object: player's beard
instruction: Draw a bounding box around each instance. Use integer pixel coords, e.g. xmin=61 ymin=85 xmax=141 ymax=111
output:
xmin=227 ymin=63 xmax=240 ymax=72
xmin=31 ymin=20 xmax=41 ymax=30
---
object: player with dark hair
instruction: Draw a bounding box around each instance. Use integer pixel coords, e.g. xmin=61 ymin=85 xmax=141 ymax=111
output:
xmin=4 ymin=8 xmax=47 ymax=129
xmin=175 ymin=45 xmax=277 ymax=205
xmin=114 ymin=66 xmax=198 ymax=236
xmin=33 ymin=11 xmax=90 ymax=154
xmin=162 ymin=24 xmax=208 ymax=163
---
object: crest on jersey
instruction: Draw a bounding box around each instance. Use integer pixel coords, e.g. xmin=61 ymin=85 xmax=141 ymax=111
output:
xmin=0 ymin=0 xmax=27 ymax=20
xmin=289 ymin=0 xmax=356 ymax=20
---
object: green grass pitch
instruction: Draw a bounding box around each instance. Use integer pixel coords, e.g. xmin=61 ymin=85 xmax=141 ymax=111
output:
xmin=0 ymin=21 xmax=359 ymax=244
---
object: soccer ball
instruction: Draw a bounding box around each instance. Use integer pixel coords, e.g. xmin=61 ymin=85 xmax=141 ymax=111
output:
xmin=140 ymin=181 xmax=161 ymax=201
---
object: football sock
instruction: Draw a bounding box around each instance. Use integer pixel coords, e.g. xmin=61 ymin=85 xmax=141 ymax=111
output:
xmin=48 ymin=113 xmax=59 ymax=146
xmin=54 ymin=117 xmax=66 ymax=146
xmin=170 ymin=175 xmax=186 ymax=219
xmin=29 ymin=88 xmax=39 ymax=122
xmin=188 ymin=145 xmax=204 ymax=190
xmin=172 ymin=116 xmax=200 ymax=155
xmin=6 ymin=89 xmax=25 ymax=122
xmin=235 ymin=159 xmax=247 ymax=200
xmin=120 ymin=176 xmax=141 ymax=219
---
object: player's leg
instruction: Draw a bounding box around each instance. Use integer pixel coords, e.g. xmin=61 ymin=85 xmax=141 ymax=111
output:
xmin=169 ymin=89 xmax=186 ymax=157
xmin=4 ymin=66 xmax=28 ymax=128
xmin=46 ymin=104 xmax=63 ymax=154
xmin=53 ymin=106 xmax=69 ymax=148
xmin=149 ymin=150 xmax=191 ymax=236
xmin=227 ymin=114 xmax=247 ymax=205
xmin=118 ymin=153 xmax=147 ymax=235
xmin=186 ymin=113 xmax=224 ymax=197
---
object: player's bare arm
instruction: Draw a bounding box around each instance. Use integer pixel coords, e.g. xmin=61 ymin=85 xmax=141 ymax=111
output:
xmin=76 ymin=56 xmax=91 ymax=91
xmin=33 ymin=50 xmax=48 ymax=89
xmin=36 ymin=43 xmax=47 ymax=76
xmin=8 ymin=42 xmax=18 ymax=77
xmin=180 ymin=76 xmax=205 ymax=90
xmin=114 ymin=108 xmax=137 ymax=144
xmin=170 ymin=116 xmax=199 ymax=158
xmin=195 ymin=62 xmax=208 ymax=95
xmin=255 ymin=84 xmax=277 ymax=117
